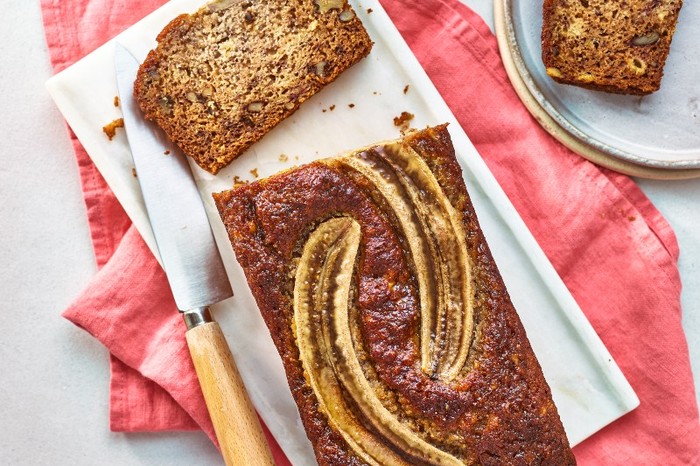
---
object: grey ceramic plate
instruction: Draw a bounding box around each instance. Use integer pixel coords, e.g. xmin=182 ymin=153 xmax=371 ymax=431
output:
xmin=502 ymin=0 xmax=700 ymax=170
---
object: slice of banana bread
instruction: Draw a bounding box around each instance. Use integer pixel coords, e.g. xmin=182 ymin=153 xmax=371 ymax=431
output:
xmin=214 ymin=125 xmax=576 ymax=465
xmin=541 ymin=0 xmax=683 ymax=95
xmin=134 ymin=0 xmax=373 ymax=174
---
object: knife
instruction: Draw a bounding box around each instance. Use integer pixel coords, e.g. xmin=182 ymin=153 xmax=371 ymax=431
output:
xmin=114 ymin=43 xmax=274 ymax=466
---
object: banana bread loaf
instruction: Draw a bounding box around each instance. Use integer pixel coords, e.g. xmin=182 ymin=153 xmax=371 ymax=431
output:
xmin=542 ymin=0 xmax=683 ymax=95
xmin=134 ymin=0 xmax=373 ymax=174
xmin=214 ymin=125 xmax=576 ymax=465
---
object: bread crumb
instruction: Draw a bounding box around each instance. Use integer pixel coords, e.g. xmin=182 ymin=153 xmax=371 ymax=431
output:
xmin=114 ymin=96 xmax=120 ymax=107
xmin=131 ymin=168 xmax=137 ymax=178
xmin=279 ymin=153 xmax=289 ymax=162
xmin=329 ymin=104 xmax=336 ymax=111
xmin=164 ymin=150 xmax=171 ymax=155
xmin=628 ymin=215 xmax=636 ymax=222
xmin=393 ymin=111 xmax=414 ymax=132
xmin=250 ymin=168 xmax=259 ymax=178
xmin=294 ymin=155 xmax=300 ymax=161
xmin=233 ymin=175 xmax=248 ymax=186
xmin=367 ymin=7 xmax=373 ymax=13
xmin=348 ymin=103 xmax=355 ymax=108
xmin=403 ymin=84 xmax=410 ymax=94
xmin=103 ymin=118 xmax=124 ymax=140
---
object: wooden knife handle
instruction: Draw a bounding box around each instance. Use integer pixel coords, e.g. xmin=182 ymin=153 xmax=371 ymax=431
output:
xmin=185 ymin=321 xmax=275 ymax=466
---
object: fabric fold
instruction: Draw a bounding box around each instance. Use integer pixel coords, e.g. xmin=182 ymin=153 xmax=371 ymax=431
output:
xmin=109 ymin=356 xmax=200 ymax=432
xmin=62 ymin=226 xmax=216 ymax=439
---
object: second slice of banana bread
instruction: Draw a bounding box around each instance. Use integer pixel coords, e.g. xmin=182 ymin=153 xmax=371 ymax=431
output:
xmin=542 ymin=0 xmax=683 ymax=95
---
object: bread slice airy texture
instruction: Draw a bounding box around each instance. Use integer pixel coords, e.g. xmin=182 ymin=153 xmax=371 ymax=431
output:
xmin=214 ymin=125 xmax=576 ymax=465
xmin=134 ymin=0 xmax=373 ymax=174
xmin=542 ymin=0 xmax=683 ymax=95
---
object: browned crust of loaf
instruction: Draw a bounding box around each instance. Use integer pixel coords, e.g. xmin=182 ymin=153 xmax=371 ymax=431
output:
xmin=541 ymin=0 xmax=683 ymax=95
xmin=134 ymin=0 xmax=373 ymax=174
xmin=213 ymin=126 xmax=575 ymax=465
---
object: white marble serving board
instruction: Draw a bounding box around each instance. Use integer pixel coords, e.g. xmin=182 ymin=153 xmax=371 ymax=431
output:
xmin=508 ymin=0 xmax=700 ymax=169
xmin=46 ymin=0 xmax=639 ymax=462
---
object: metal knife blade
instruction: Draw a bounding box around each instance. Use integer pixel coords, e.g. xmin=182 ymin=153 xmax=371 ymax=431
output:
xmin=114 ymin=44 xmax=273 ymax=465
xmin=114 ymin=43 xmax=232 ymax=311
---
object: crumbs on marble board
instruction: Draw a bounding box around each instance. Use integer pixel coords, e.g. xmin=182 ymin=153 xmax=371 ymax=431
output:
xmin=403 ymin=84 xmax=410 ymax=94
xmin=233 ymin=175 xmax=248 ymax=187
xmin=103 ymin=118 xmax=124 ymax=140
xmin=104 ymin=97 xmax=123 ymax=140
xmin=393 ymin=111 xmax=415 ymax=132
xmin=231 ymin=167 xmax=265 ymax=187
xmin=131 ymin=168 xmax=137 ymax=178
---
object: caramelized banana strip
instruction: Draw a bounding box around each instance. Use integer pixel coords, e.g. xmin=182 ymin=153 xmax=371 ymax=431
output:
xmin=340 ymin=142 xmax=474 ymax=381
xmin=295 ymin=218 xmax=463 ymax=465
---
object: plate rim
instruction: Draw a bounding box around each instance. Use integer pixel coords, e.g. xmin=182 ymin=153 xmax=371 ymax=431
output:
xmin=499 ymin=0 xmax=700 ymax=172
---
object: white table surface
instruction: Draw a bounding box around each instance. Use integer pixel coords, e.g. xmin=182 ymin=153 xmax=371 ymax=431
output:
xmin=1 ymin=1 xmax=697 ymax=464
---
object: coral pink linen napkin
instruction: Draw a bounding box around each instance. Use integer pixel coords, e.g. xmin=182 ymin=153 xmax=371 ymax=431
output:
xmin=43 ymin=0 xmax=700 ymax=464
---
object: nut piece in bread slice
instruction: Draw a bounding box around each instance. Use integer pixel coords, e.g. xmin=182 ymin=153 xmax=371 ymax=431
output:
xmin=134 ymin=0 xmax=373 ymax=174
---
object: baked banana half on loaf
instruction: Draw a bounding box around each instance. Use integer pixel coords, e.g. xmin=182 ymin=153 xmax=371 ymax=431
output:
xmin=542 ymin=0 xmax=683 ymax=95
xmin=134 ymin=0 xmax=372 ymax=174
xmin=214 ymin=125 xmax=576 ymax=465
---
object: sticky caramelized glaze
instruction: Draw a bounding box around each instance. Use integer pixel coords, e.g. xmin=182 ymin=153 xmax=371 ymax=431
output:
xmin=214 ymin=125 xmax=575 ymax=465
